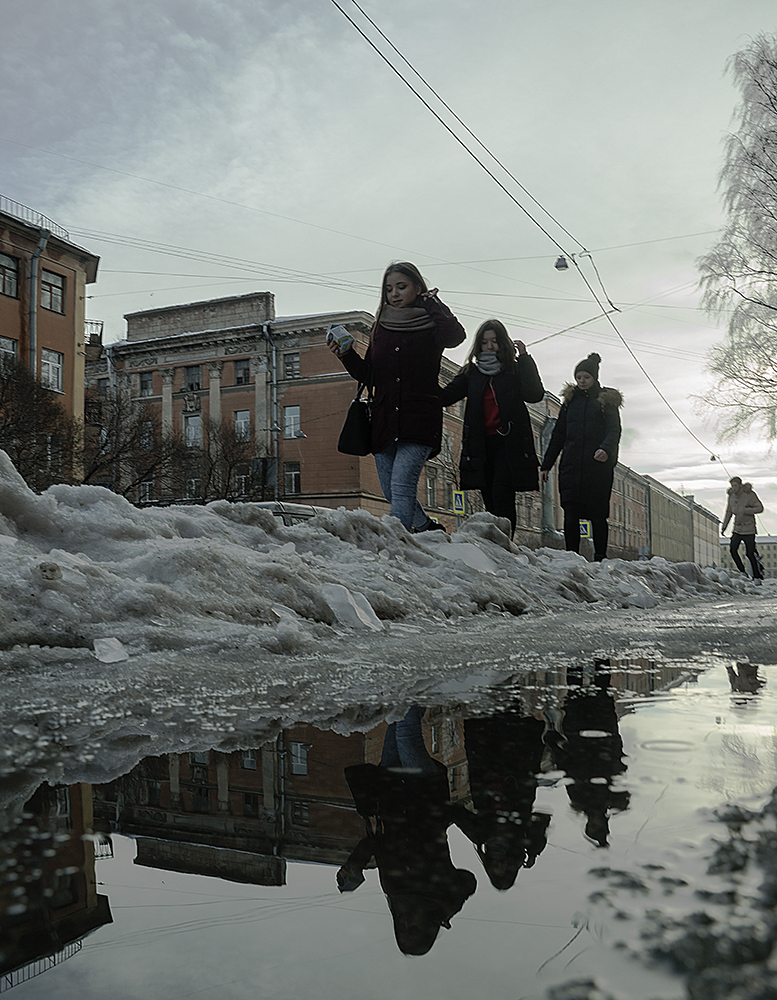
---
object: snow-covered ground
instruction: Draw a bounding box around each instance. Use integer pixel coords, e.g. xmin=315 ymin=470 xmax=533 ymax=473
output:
xmin=0 ymin=447 xmax=769 ymax=656
xmin=1 ymin=446 xmax=775 ymax=801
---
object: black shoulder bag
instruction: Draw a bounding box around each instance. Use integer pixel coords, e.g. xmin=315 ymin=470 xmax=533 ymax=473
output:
xmin=337 ymin=382 xmax=372 ymax=456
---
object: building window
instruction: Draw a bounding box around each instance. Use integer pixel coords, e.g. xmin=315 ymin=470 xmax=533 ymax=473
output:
xmin=426 ymin=473 xmax=437 ymax=507
xmin=41 ymin=270 xmax=65 ymax=313
xmin=284 ymin=353 xmax=300 ymax=379
xmin=242 ymin=750 xmax=258 ymax=770
xmin=243 ymin=793 xmax=259 ymax=817
xmin=284 ymin=405 xmax=301 ymax=438
xmin=139 ymin=478 xmax=154 ymax=502
xmin=193 ymin=786 xmax=210 ymax=814
xmin=140 ymin=421 xmax=154 ymax=450
xmin=186 ymin=477 xmax=202 ymax=499
xmin=0 ymin=254 xmax=18 ymax=298
xmin=147 ymin=781 xmax=161 ymax=807
xmin=443 ymin=434 xmax=452 ymax=463
xmin=445 ymin=480 xmax=454 ymax=510
xmin=184 ymin=413 xmax=201 ymax=448
xmin=234 ymin=410 xmax=250 ymax=442
xmin=291 ymin=800 xmax=309 ymax=826
xmin=284 ymin=461 xmax=301 ymax=495
xmin=184 ymin=366 xmax=201 ymax=391
xmin=191 ymin=752 xmax=209 ymax=764
xmin=41 ymin=348 xmax=64 ymax=391
xmin=139 ymin=371 xmax=153 ymax=396
xmin=289 ymin=742 xmax=309 ymax=775
xmin=96 ymin=377 xmax=109 ymax=396
xmin=0 ymin=335 xmax=17 ymax=362
xmin=234 ymin=359 xmax=250 ymax=385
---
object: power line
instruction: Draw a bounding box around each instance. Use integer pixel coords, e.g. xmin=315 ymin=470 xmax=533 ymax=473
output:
xmin=329 ymin=0 xmax=724 ymax=466
xmin=338 ymin=0 xmax=588 ymax=254
xmin=327 ymin=0 xmax=570 ymax=255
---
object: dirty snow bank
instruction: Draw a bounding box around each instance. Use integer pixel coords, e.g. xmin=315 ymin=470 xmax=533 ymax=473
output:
xmin=0 ymin=450 xmax=761 ymax=661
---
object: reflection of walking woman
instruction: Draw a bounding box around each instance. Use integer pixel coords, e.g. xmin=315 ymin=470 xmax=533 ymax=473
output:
xmin=440 ymin=320 xmax=545 ymax=537
xmin=329 ymin=262 xmax=466 ymax=531
xmin=540 ymin=353 xmax=622 ymax=561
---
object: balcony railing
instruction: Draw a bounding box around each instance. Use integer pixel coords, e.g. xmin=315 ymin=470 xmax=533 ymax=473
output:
xmin=0 ymin=194 xmax=70 ymax=241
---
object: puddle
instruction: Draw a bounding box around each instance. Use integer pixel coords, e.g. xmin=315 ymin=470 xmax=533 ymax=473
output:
xmin=2 ymin=654 xmax=777 ymax=1000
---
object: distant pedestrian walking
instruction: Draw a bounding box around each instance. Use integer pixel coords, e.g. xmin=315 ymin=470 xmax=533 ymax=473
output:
xmin=440 ymin=320 xmax=545 ymax=537
xmin=721 ymin=477 xmax=764 ymax=581
xmin=540 ymin=352 xmax=622 ymax=561
xmin=329 ymin=262 xmax=466 ymax=532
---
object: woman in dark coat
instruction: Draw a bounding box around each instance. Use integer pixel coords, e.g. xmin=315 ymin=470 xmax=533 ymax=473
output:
xmin=440 ymin=319 xmax=545 ymax=536
xmin=329 ymin=262 xmax=466 ymax=532
xmin=540 ymin=352 xmax=622 ymax=561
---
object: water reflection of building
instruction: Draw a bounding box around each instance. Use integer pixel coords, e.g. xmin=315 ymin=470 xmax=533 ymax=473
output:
xmin=0 ymin=783 xmax=112 ymax=990
xmin=91 ymin=714 xmax=471 ymax=886
xmin=93 ymin=726 xmax=383 ymax=883
xmin=85 ymin=661 xmax=702 ymax=891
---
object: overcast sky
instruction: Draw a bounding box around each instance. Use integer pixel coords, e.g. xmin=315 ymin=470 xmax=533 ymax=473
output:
xmin=3 ymin=0 xmax=776 ymax=532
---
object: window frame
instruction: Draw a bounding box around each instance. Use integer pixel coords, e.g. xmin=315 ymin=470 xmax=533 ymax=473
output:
xmin=0 ymin=335 xmax=18 ymax=362
xmin=40 ymin=348 xmax=64 ymax=391
xmin=283 ymin=405 xmax=301 ymax=438
xmin=0 ymin=253 xmax=19 ymax=298
xmin=284 ymin=461 xmax=301 ymax=495
xmin=184 ymin=412 xmax=202 ymax=448
xmin=289 ymin=742 xmax=309 ymax=775
xmin=40 ymin=269 xmax=65 ymax=313
xmin=184 ymin=365 xmax=201 ymax=392
xmin=234 ymin=409 xmax=251 ymax=442
xmin=234 ymin=358 xmax=251 ymax=385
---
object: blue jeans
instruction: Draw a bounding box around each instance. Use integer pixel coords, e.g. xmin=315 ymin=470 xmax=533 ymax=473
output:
xmin=374 ymin=442 xmax=432 ymax=530
xmin=380 ymin=705 xmax=439 ymax=776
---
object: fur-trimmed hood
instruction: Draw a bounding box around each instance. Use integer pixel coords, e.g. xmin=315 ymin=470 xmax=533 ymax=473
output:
xmin=560 ymin=383 xmax=624 ymax=407
xmin=727 ymin=482 xmax=755 ymax=496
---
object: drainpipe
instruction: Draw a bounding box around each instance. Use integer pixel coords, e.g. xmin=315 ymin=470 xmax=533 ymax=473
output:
xmin=262 ymin=322 xmax=279 ymax=499
xmin=29 ymin=229 xmax=51 ymax=375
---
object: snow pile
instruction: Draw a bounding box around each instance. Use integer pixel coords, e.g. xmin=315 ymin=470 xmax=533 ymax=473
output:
xmin=0 ymin=449 xmax=760 ymax=662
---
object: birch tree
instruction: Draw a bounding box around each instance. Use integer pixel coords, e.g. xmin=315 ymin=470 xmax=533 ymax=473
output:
xmin=698 ymin=34 xmax=777 ymax=440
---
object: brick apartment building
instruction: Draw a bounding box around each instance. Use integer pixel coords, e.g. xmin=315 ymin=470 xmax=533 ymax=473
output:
xmin=86 ymin=289 xmax=720 ymax=561
xmin=87 ymin=290 xmax=477 ymax=530
xmin=0 ymin=195 xmax=99 ymax=422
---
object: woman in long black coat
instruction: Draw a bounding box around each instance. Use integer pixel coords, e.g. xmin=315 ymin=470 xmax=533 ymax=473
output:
xmin=440 ymin=319 xmax=545 ymax=536
xmin=540 ymin=352 xmax=623 ymax=561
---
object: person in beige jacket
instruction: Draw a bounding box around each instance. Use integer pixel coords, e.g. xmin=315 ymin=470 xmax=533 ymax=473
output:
xmin=721 ymin=477 xmax=764 ymax=580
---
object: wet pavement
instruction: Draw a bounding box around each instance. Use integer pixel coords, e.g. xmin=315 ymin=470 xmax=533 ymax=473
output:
xmin=3 ymin=643 xmax=777 ymax=1000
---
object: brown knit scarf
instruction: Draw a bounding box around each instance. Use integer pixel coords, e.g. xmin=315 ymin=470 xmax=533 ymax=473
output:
xmin=378 ymin=304 xmax=435 ymax=332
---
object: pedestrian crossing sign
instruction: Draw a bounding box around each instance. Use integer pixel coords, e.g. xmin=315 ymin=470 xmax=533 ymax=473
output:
xmin=579 ymin=520 xmax=592 ymax=538
xmin=453 ymin=490 xmax=465 ymax=514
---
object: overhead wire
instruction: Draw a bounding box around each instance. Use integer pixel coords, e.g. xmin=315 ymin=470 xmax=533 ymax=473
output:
xmin=329 ymin=0 xmax=726 ymax=467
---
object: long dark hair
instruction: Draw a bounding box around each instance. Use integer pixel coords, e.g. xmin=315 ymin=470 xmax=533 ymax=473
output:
xmin=373 ymin=261 xmax=428 ymax=334
xmin=465 ymin=319 xmax=516 ymax=372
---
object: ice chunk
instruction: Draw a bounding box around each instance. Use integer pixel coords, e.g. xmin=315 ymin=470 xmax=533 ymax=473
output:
xmin=320 ymin=583 xmax=383 ymax=631
xmin=438 ymin=541 xmax=499 ymax=575
xmin=93 ymin=637 xmax=129 ymax=662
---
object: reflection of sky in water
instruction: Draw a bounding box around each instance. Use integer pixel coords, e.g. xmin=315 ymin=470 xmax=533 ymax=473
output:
xmin=3 ymin=657 xmax=776 ymax=1000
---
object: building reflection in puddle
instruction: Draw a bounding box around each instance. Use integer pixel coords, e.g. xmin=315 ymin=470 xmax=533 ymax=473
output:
xmin=1 ymin=654 xmax=761 ymax=984
xmin=0 ymin=783 xmax=112 ymax=990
